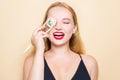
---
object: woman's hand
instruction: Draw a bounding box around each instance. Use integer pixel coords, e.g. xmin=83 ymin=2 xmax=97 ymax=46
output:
xmin=31 ymin=25 xmax=49 ymax=52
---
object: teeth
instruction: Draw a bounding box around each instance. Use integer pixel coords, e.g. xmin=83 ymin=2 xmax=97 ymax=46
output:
xmin=53 ymin=32 xmax=64 ymax=35
xmin=53 ymin=33 xmax=64 ymax=36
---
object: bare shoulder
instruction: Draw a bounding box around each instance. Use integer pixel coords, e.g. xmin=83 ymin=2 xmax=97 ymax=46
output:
xmin=81 ymin=54 xmax=98 ymax=80
xmin=23 ymin=54 xmax=34 ymax=80
xmin=23 ymin=54 xmax=35 ymax=70
xmin=24 ymin=54 xmax=34 ymax=63
xmin=81 ymin=54 xmax=98 ymax=66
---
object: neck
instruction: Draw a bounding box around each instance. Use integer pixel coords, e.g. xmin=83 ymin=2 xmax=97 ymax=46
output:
xmin=50 ymin=44 xmax=72 ymax=57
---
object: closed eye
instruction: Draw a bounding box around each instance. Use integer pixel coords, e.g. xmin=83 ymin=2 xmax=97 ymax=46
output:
xmin=63 ymin=21 xmax=70 ymax=24
xmin=63 ymin=18 xmax=70 ymax=24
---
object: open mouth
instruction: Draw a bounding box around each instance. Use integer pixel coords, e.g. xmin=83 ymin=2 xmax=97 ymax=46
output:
xmin=53 ymin=32 xmax=65 ymax=40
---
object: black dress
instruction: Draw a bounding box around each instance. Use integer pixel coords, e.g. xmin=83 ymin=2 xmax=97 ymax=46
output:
xmin=44 ymin=55 xmax=91 ymax=80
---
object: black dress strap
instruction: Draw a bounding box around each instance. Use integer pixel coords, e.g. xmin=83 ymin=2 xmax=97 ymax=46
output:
xmin=44 ymin=58 xmax=55 ymax=80
xmin=79 ymin=54 xmax=82 ymax=59
xmin=72 ymin=54 xmax=91 ymax=80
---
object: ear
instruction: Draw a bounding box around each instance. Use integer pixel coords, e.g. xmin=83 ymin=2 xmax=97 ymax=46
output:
xmin=73 ymin=26 xmax=77 ymax=33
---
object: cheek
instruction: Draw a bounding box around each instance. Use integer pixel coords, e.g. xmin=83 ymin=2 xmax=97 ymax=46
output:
xmin=64 ymin=26 xmax=74 ymax=34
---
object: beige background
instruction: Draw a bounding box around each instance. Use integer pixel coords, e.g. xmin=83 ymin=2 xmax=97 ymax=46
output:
xmin=0 ymin=0 xmax=120 ymax=80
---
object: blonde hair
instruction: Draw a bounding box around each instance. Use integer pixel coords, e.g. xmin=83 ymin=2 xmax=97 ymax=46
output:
xmin=24 ymin=2 xmax=85 ymax=54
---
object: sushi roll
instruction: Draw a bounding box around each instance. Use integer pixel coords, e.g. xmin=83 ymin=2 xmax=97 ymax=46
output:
xmin=44 ymin=17 xmax=56 ymax=33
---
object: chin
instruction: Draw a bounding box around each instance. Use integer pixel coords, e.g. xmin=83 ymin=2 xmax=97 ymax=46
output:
xmin=51 ymin=39 xmax=69 ymax=47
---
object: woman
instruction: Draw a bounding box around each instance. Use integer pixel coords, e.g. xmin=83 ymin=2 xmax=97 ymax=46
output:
xmin=23 ymin=2 xmax=98 ymax=80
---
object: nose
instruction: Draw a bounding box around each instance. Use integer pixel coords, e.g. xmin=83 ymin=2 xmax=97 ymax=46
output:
xmin=55 ymin=22 xmax=62 ymax=30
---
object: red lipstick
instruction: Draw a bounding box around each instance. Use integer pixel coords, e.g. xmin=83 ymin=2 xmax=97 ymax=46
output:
xmin=53 ymin=32 xmax=65 ymax=40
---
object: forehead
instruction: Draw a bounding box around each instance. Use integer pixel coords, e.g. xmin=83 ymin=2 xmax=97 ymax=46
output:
xmin=47 ymin=6 xmax=73 ymax=19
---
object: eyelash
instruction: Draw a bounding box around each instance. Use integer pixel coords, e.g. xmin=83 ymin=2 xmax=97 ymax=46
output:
xmin=63 ymin=22 xmax=70 ymax=24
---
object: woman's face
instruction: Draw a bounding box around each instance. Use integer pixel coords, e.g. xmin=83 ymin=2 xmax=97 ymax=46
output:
xmin=47 ymin=6 xmax=76 ymax=46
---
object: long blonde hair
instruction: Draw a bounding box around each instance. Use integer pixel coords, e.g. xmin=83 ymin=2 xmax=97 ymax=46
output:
xmin=25 ymin=2 xmax=85 ymax=54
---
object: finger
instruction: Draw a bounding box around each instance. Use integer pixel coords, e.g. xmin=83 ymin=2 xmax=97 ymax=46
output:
xmin=37 ymin=31 xmax=48 ymax=38
xmin=42 ymin=32 xmax=49 ymax=38
xmin=31 ymin=31 xmax=43 ymax=46
xmin=32 ymin=27 xmax=41 ymax=36
xmin=33 ymin=25 xmax=47 ymax=37
xmin=35 ymin=31 xmax=49 ymax=39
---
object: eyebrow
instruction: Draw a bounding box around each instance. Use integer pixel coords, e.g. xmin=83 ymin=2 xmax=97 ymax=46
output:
xmin=63 ymin=18 xmax=71 ymax=21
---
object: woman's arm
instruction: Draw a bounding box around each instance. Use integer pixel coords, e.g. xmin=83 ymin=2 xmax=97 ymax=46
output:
xmin=23 ymin=54 xmax=34 ymax=80
xmin=23 ymin=26 xmax=49 ymax=80
xmin=23 ymin=51 xmax=44 ymax=80
xmin=23 ymin=47 xmax=45 ymax=80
